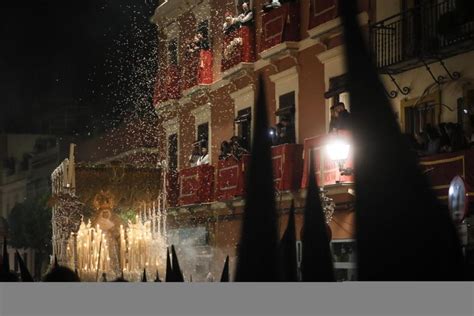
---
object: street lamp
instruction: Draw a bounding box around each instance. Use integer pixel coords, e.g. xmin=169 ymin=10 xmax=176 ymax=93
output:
xmin=448 ymin=175 xmax=470 ymax=251
xmin=326 ymin=138 xmax=353 ymax=176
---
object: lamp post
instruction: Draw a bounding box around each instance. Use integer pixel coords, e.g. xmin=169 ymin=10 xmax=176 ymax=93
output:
xmin=326 ymin=138 xmax=353 ymax=177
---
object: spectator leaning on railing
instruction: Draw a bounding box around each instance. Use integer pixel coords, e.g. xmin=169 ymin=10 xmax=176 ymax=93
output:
xmin=237 ymin=2 xmax=254 ymax=27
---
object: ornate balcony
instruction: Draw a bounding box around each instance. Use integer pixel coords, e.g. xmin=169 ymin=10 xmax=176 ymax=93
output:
xmin=215 ymin=155 xmax=250 ymax=201
xmin=419 ymin=149 xmax=474 ymax=201
xmin=259 ymin=1 xmax=300 ymax=54
xmin=272 ymin=143 xmax=304 ymax=192
xmin=301 ymin=131 xmax=354 ymax=188
xmin=153 ymin=65 xmax=182 ymax=105
xmin=308 ymin=0 xmax=338 ymax=31
xmin=221 ymin=26 xmax=256 ymax=73
xmin=370 ymin=0 xmax=474 ymax=74
xmin=178 ymin=164 xmax=215 ymax=206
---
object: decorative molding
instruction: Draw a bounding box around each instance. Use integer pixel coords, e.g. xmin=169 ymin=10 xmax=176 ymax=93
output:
xmin=222 ymin=62 xmax=254 ymax=80
xmin=259 ymin=41 xmax=299 ymax=61
xmin=308 ymin=12 xmax=369 ymax=40
xmin=230 ymin=85 xmax=255 ymax=113
xmin=163 ymin=117 xmax=179 ymax=136
xmin=155 ymin=100 xmax=178 ymax=116
xmin=254 ymin=59 xmax=271 ymax=71
xmin=269 ymin=66 xmax=298 ymax=84
xmin=183 ymin=84 xmax=211 ymax=99
xmin=210 ymin=78 xmax=230 ymax=92
xmin=191 ymin=103 xmax=212 ymax=126
xmin=316 ymin=45 xmax=344 ymax=65
xmin=178 ymin=95 xmax=192 ymax=107
xmin=298 ymin=37 xmax=320 ymax=52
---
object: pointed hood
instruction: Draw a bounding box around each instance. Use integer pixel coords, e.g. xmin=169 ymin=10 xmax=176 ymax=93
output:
xmin=235 ymin=76 xmax=279 ymax=282
xmin=171 ymin=245 xmax=184 ymax=282
xmin=15 ymin=251 xmax=34 ymax=282
xmin=220 ymin=256 xmax=230 ymax=282
xmin=301 ymin=160 xmax=335 ymax=282
xmin=339 ymin=0 xmax=465 ymax=280
xmin=165 ymin=247 xmax=173 ymax=282
xmin=279 ymin=201 xmax=298 ymax=281
xmin=154 ymin=270 xmax=162 ymax=282
xmin=113 ymin=271 xmax=128 ymax=282
xmin=142 ymin=268 xmax=147 ymax=282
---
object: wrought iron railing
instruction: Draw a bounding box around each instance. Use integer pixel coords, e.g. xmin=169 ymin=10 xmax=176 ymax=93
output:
xmin=370 ymin=0 xmax=474 ymax=72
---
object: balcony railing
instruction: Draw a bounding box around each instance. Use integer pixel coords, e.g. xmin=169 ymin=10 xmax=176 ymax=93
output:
xmin=259 ymin=2 xmax=300 ymax=54
xmin=419 ymin=148 xmax=474 ymax=200
xmin=221 ymin=26 xmax=255 ymax=72
xmin=301 ymin=131 xmax=354 ymax=188
xmin=153 ymin=65 xmax=182 ymax=104
xmin=370 ymin=0 xmax=474 ymax=73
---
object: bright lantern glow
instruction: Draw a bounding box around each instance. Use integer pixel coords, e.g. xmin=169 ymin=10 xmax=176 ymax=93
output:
xmin=326 ymin=140 xmax=350 ymax=161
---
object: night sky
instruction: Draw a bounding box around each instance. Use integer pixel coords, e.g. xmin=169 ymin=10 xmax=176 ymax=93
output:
xmin=0 ymin=0 xmax=159 ymax=135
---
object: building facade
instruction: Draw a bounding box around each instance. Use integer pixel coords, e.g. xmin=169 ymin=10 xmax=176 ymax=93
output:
xmin=151 ymin=0 xmax=474 ymax=280
xmin=0 ymin=134 xmax=61 ymax=276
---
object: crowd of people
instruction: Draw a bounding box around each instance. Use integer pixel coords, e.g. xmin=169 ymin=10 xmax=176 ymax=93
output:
xmin=406 ymin=122 xmax=473 ymax=157
xmin=223 ymin=0 xmax=299 ymax=35
xmin=186 ymin=31 xmax=210 ymax=55
xmin=223 ymin=2 xmax=254 ymax=35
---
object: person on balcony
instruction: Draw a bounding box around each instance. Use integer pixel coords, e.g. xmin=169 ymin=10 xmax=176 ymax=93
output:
xmin=332 ymin=102 xmax=352 ymax=131
xmin=196 ymin=142 xmax=210 ymax=166
xmin=219 ymin=141 xmax=232 ymax=160
xmin=187 ymin=32 xmax=210 ymax=54
xmin=230 ymin=136 xmax=249 ymax=160
xmin=262 ymin=0 xmax=282 ymax=12
xmin=189 ymin=144 xmax=201 ymax=167
xmin=424 ymin=124 xmax=441 ymax=156
xmin=223 ymin=12 xmax=239 ymax=35
xmin=273 ymin=117 xmax=295 ymax=145
xmin=238 ymin=2 xmax=254 ymax=27
xmin=195 ymin=31 xmax=210 ymax=50
xmin=446 ymin=123 xmax=468 ymax=152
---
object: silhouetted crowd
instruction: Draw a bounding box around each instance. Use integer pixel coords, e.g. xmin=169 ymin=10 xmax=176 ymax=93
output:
xmin=219 ymin=136 xmax=249 ymax=160
xmin=406 ymin=122 xmax=473 ymax=157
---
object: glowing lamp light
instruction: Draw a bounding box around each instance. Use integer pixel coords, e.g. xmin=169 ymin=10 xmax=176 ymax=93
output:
xmin=326 ymin=138 xmax=353 ymax=177
xmin=326 ymin=140 xmax=350 ymax=162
